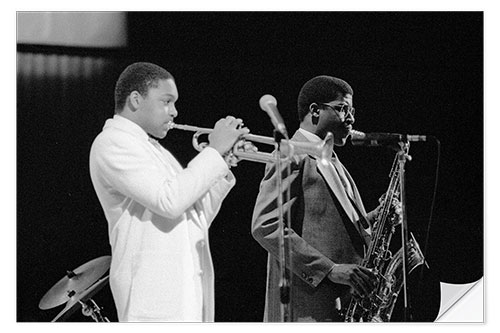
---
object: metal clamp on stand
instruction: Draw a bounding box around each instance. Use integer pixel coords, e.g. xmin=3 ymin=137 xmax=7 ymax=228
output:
xmin=80 ymin=297 xmax=110 ymax=322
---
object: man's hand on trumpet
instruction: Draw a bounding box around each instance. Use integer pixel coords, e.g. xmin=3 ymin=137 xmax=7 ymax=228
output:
xmin=224 ymin=140 xmax=259 ymax=168
xmin=208 ymin=116 xmax=251 ymax=164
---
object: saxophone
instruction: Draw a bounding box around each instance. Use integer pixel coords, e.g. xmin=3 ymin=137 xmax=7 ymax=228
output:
xmin=344 ymin=146 xmax=426 ymax=322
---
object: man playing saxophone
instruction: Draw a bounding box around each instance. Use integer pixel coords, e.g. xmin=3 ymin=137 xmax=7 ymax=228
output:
xmin=252 ymin=75 xmax=399 ymax=322
xmin=89 ymin=62 xmax=250 ymax=322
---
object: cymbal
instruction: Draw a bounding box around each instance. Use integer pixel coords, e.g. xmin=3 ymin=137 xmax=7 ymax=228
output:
xmin=51 ymin=275 xmax=109 ymax=322
xmin=39 ymin=255 xmax=111 ymax=310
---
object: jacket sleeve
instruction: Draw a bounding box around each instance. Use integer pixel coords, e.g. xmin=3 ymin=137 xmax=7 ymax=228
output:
xmin=90 ymin=130 xmax=231 ymax=220
xmin=195 ymin=171 xmax=236 ymax=227
xmin=251 ymin=155 xmax=336 ymax=288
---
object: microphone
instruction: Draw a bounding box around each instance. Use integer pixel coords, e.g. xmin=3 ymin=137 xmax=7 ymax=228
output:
xmin=259 ymin=94 xmax=288 ymax=137
xmin=350 ymin=129 xmax=427 ymax=146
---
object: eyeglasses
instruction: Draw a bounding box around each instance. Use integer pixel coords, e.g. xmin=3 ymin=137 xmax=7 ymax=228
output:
xmin=321 ymin=103 xmax=355 ymax=117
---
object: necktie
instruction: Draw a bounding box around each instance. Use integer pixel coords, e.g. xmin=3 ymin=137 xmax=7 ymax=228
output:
xmin=331 ymin=152 xmax=355 ymax=200
xmin=331 ymin=153 xmax=371 ymax=231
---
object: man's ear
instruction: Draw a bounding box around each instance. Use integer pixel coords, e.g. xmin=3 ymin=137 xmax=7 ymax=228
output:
xmin=309 ymin=103 xmax=320 ymax=116
xmin=128 ymin=91 xmax=142 ymax=111
xmin=309 ymin=103 xmax=320 ymax=125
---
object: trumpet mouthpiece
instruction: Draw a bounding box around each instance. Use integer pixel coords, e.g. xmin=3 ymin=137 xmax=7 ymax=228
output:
xmin=349 ymin=129 xmax=366 ymax=140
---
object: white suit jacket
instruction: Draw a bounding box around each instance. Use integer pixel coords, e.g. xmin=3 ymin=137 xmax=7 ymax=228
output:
xmin=89 ymin=115 xmax=235 ymax=322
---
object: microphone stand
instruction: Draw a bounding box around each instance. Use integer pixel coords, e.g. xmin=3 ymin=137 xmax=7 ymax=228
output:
xmin=274 ymin=129 xmax=292 ymax=322
xmin=396 ymin=141 xmax=412 ymax=321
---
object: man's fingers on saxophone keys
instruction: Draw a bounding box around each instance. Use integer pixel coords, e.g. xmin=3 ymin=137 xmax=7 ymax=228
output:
xmin=358 ymin=267 xmax=378 ymax=285
xmin=348 ymin=270 xmax=364 ymax=294
xmin=329 ymin=264 xmax=377 ymax=296
xmin=355 ymin=267 xmax=378 ymax=295
xmin=352 ymin=277 xmax=371 ymax=297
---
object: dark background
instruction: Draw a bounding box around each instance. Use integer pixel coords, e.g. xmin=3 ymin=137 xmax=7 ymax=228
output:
xmin=17 ymin=12 xmax=483 ymax=322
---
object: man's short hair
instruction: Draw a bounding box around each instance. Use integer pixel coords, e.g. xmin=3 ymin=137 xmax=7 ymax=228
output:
xmin=114 ymin=62 xmax=174 ymax=113
xmin=297 ymin=75 xmax=353 ymax=121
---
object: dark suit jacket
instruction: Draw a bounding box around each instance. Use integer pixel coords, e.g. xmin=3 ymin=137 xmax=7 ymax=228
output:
xmin=251 ymin=130 xmax=373 ymax=322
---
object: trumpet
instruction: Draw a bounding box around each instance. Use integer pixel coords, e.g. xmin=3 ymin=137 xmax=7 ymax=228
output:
xmin=167 ymin=121 xmax=334 ymax=164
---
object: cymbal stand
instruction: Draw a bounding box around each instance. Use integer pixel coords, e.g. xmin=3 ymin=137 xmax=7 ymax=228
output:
xmin=80 ymin=298 xmax=110 ymax=322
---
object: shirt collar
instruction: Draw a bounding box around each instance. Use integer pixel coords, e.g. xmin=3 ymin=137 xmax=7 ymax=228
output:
xmin=298 ymin=128 xmax=338 ymax=159
xmin=298 ymin=128 xmax=322 ymax=142
xmin=104 ymin=114 xmax=150 ymax=142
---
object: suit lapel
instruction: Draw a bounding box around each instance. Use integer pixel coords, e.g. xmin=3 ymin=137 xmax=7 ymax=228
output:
xmin=342 ymin=167 xmax=367 ymax=216
xmin=334 ymin=156 xmax=373 ymax=240
xmin=291 ymin=131 xmax=372 ymax=241
xmin=316 ymin=159 xmax=358 ymax=222
xmin=291 ymin=132 xmax=356 ymax=224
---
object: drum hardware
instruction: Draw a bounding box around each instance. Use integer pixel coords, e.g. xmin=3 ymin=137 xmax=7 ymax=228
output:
xmin=39 ymin=255 xmax=111 ymax=322
xmin=51 ymin=276 xmax=110 ymax=322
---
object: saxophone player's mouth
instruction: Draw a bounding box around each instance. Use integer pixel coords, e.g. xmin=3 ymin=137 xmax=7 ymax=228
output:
xmin=341 ymin=125 xmax=352 ymax=138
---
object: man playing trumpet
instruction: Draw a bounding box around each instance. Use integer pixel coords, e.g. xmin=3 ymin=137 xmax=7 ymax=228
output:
xmin=89 ymin=62 xmax=249 ymax=322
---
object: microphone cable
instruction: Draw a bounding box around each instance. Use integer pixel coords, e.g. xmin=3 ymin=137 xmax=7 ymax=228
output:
xmin=417 ymin=135 xmax=440 ymax=291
